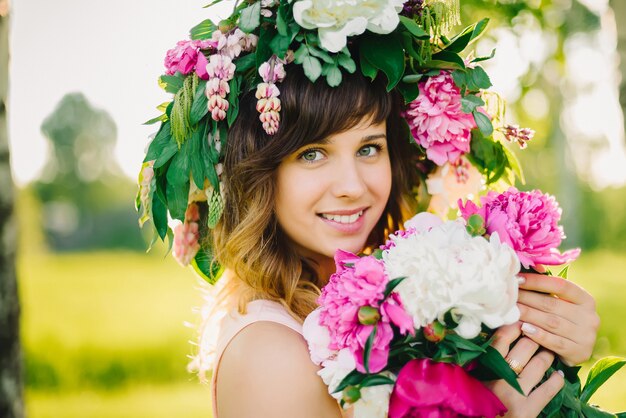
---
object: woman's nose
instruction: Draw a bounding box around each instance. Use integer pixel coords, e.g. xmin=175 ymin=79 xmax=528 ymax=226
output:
xmin=331 ymin=159 xmax=367 ymax=199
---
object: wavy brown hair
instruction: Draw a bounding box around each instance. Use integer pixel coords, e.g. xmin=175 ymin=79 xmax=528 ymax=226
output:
xmin=211 ymin=66 xmax=420 ymax=320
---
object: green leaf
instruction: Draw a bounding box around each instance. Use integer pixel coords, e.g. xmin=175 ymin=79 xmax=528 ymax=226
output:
xmin=581 ymin=357 xmax=626 ymax=403
xmin=397 ymin=81 xmax=420 ymax=104
xmin=276 ymin=5 xmax=290 ymax=37
xmin=189 ymin=129 xmax=205 ymax=189
xmin=256 ymin=27 xmax=275 ymax=68
xmin=557 ymin=265 xmax=570 ymax=279
xmin=189 ymin=80 xmax=208 ymax=125
xmin=227 ymin=77 xmax=241 ymax=127
xmin=301 ymin=55 xmax=322 ymax=82
xmin=203 ymin=0 xmax=223 ymax=8
xmin=334 ymin=370 xmax=366 ymax=394
xmin=143 ymin=113 xmax=167 ymax=125
xmin=239 ymin=2 xmax=261 ymax=33
xmin=190 ymin=19 xmax=217 ymax=40
xmin=444 ymin=334 xmax=486 ymax=352
xmin=472 ymin=48 xmax=496 ymax=63
xmin=166 ymin=143 xmax=190 ymax=187
xmin=145 ymin=121 xmax=172 ymax=161
xmin=191 ymin=247 xmax=223 ymax=285
xmin=309 ymin=46 xmax=335 ymax=64
xmin=581 ymin=404 xmax=619 ymax=418
xmin=477 ymin=346 xmax=524 ymax=395
xmin=359 ymin=54 xmax=378 ymax=80
xmin=384 ymin=277 xmax=407 ymax=298
xmin=421 ymin=60 xmax=465 ymax=71
xmin=324 ymin=64 xmax=342 ymax=87
xmin=473 ymin=110 xmax=493 ymax=137
xmin=444 ymin=18 xmax=489 ymax=54
xmin=166 ymin=179 xmax=190 ymax=222
xmin=338 ymin=54 xmax=356 ymax=73
xmin=360 ymin=374 xmax=395 ymax=387
xmin=432 ymin=51 xmax=466 ymax=69
xmin=269 ymin=34 xmax=291 ymax=58
xmin=159 ymin=75 xmax=184 ymax=94
xmin=152 ymin=188 xmax=168 ymax=241
xmin=502 ymin=145 xmax=525 ymax=184
xmin=235 ymin=53 xmax=256 ymax=73
xmin=363 ymin=326 xmax=377 ymax=374
xmin=468 ymin=66 xmax=492 ymax=90
xmin=461 ymin=95 xmax=484 ymax=114
xmin=361 ymin=34 xmax=405 ymax=91
xmin=402 ymin=74 xmax=424 ymax=84
xmin=293 ymin=44 xmax=309 ymax=64
xmin=399 ymin=15 xmax=429 ymax=39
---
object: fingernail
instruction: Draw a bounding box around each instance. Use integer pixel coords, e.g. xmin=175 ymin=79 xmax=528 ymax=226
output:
xmin=521 ymin=322 xmax=536 ymax=334
xmin=557 ymin=370 xmax=565 ymax=377
xmin=517 ymin=276 xmax=526 ymax=285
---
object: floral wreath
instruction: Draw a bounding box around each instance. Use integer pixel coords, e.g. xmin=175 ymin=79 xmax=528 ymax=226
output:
xmin=137 ymin=0 xmax=536 ymax=282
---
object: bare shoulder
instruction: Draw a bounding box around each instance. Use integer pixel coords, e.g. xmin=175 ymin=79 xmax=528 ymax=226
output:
xmin=216 ymin=321 xmax=342 ymax=418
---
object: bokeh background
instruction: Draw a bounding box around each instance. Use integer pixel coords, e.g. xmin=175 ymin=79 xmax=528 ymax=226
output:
xmin=2 ymin=0 xmax=626 ymax=416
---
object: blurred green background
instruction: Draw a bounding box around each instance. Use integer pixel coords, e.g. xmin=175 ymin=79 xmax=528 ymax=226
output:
xmin=5 ymin=0 xmax=626 ymax=416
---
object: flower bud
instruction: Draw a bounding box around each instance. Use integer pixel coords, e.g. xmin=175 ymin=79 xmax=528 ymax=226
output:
xmin=465 ymin=214 xmax=486 ymax=236
xmin=358 ymin=305 xmax=381 ymax=325
xmin=342 ymin=386 xmax=361 ymax=404
xmin=218 ymin=19 xmax=235 ymax=33
xmin=423 ymin=320 xmax=446 ymax=343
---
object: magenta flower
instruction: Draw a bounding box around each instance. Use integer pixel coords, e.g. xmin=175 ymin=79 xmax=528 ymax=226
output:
xmin=388 ymin=358 xmax=507 ymax=418
xmin=164 ymin=39 xmax=215 ymax=79
xmin=459 ymin=187 xmax=581 ymax=268
xmin=173 ymin=203 xmax=201 ymax=267
xmin=318 ymin=250 xmax=413 ymax=373
xmin=404 ymin=71 xmax=476 ymax=166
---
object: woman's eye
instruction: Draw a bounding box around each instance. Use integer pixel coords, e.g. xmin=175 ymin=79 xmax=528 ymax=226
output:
xmin=357 ymin=145 xmax=380 ymax=157
xmin=300 ymin=150 xmax=324 ymax=162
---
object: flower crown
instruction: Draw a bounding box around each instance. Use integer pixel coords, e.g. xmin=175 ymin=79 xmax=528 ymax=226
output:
xmin=137 ymin=0 xmax=535 ymax=281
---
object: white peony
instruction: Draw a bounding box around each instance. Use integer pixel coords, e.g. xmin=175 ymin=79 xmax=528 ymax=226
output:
xmin=318 ymin=348 xmax=357 ymax=400
xmin=292 ymin=0 xmax=407 ymax=53
xmin=302 ymin=308 xmax=335 ymax=365
xmin=352 ymin=373 xmax=395 ymax=418
xmin=383 ymin=217 xmax=520 ymax=338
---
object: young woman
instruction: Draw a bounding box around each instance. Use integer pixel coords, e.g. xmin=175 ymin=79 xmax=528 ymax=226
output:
xmin=204 ymin=67 xmax=600 ymax=418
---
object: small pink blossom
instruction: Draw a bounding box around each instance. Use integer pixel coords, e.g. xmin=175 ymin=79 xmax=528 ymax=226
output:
xmin=259 ymin=60 xmax=286 ymax=84
xmin=318 ymin=250 xmax=413 ymax=373
xmin=389 ymin=359 xmax=507 ymax=418
xmin=255 ymin=82 xmax=282 ymax=135
xmin=404 ymin=71 xmax=476 ymax=166
xmin=205 ymin=54 xmax=236 ymax=81
xmin=208 ymin=95 xmax=229 ymax=121
xmin=459 ymin=187 xmax=581 ymax=268
xmin=173 ymin=203 xmax=201 ymax=266
xmin=206 ymin=78 xmax=230 ymax=97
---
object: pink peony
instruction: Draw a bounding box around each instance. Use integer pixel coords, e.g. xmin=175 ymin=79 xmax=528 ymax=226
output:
xmin=404 ymin=72 xmax=476 ymax=166
xmin=388 ymin=358 xmax=507 ymax=418
xmin=318 ymin=250 xmax=413 ymax=373
xmin=459 ymin=187 xmax=581 ymax=268
xmin=164 ymin=39 xmax=215 ymax=79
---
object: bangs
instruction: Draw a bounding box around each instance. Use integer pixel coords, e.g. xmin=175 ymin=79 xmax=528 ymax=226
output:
xmin=257 ymin=66 xmax=395 ymax=163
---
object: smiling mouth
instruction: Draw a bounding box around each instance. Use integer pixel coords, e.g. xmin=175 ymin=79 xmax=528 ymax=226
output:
xmin=319 ymin=210 xmax=364 ymax=224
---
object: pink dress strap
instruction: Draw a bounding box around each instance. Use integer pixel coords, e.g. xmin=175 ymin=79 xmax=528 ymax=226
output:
xmin=211 ymin=299 xmax=303 ymax=418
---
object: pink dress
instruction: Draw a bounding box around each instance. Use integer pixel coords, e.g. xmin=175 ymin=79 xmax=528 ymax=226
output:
xmin=210 ymin=299 xmax=353 ymax=418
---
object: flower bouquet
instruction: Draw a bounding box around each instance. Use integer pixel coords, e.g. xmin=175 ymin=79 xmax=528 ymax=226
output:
xmin=303 ymin=189 xmax=625 ymax=417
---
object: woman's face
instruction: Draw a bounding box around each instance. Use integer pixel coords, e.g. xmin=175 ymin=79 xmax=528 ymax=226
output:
xmin=275 ymin=116 xmax=392 ymax=264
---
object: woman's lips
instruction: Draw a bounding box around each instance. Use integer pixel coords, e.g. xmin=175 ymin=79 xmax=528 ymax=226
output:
xmin=318 ymin=208 xmax=367 ymax=233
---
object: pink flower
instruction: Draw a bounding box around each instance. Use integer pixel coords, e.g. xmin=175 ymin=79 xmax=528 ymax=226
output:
xmin=459 ymin=187 xmax=581 ymax=268
xmin=164 ymin=39 xmax=215 ymax=78
xmin=388 ymin=359 xmax=507 ymax=418
xmin=259 ymin=60 xmax=286 ymax=83
xmin=318 ymin=250 xmax=413 ymax=373
xmin=404 ymin=72 xmax=476 ymax=166
xmin=255 ymin=82 xmax=282 ymax=135
xmin=173 ymin=203 xmax=201 ymax=266
xmin=426 ymin=158 xmax=483 ymax=217
xmin=206 ymin=54 xmax=236 ymax=81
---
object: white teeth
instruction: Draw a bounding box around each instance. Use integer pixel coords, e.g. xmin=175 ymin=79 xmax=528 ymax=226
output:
xmin=321 ymin=211 xmax=363 ymax=224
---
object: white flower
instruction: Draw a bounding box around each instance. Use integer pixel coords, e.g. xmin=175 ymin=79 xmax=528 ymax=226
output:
xmin=318 ymin=349 xmax=356 ymax=400
xmin=293 ymin=0 xmax=406 ymax=52
xmin=383 ymin=219 xmax=520 ymax=338
xmin=302 ymin=308 xmax=335 ymax=365
xmin=352 ymin=373 xmax=395 ymax=418
xmin=426 ymin=159 xmax=483 ymax=218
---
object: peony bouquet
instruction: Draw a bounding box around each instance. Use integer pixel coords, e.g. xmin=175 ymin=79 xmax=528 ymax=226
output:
xmin=303 ymin=189 xmax=625 ymax=418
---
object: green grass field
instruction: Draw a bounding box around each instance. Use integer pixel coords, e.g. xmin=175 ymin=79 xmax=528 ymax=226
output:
xmin=18 ymin=250 xmax=626 ymax=417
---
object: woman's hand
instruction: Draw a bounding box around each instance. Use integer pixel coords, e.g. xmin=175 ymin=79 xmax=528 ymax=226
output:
xmin=517 ymin=272 xmax=600 ymax=366
xmin=487 ymin=324 xmax=565 ymax=417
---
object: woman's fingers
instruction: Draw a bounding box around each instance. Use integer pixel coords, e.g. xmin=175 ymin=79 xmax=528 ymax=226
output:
xmin=518 ymin=289 xmax=580 ymax=324
xmin=492 ymin=323 xmax=522 ymax=356
xmin=519 ymin=320 xmax=593 ymax=366
xmin=527 ymin=371 xmax=566 ymax=410
xmin=503 ymin=337 xmax=539 ymax=376
xmin=517 ymin=349 xmax=556 ymax=395
xmin=519 ymin=273 xmax=593 ymax=306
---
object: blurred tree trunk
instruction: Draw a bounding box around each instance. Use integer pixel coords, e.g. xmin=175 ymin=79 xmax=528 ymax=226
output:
xmin=0 ymin=1 xmax=24 ymax=418
xmin=612 ymin=0 xmax=626 ymax=135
